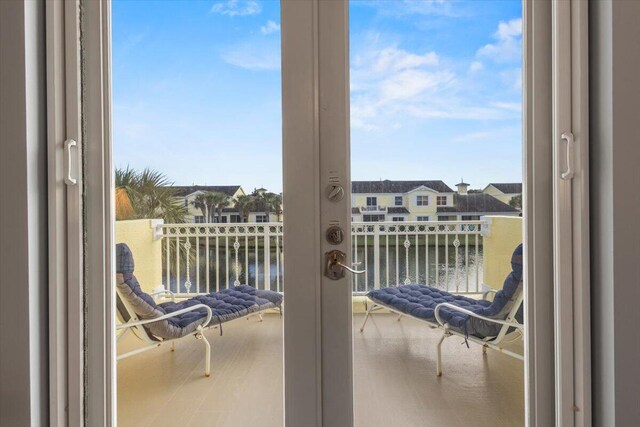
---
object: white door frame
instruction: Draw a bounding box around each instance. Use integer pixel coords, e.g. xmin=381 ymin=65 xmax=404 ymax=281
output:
xmin=552 ymin=0 xmax=591 ymax=425
xmin=66 ymin=0 xmax=590 ymax=425
xmin=45 ymin=1 xmax=84 ymax=425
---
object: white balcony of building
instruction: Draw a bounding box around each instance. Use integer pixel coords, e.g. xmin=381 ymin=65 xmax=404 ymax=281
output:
xmin=115 ymin=216 xmax=524 ymax=426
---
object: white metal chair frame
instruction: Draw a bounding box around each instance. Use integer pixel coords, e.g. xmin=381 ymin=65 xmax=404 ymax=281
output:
xmin=360 ymin=287 xmax=524 ymax=376
xmin=115 ymin=289 xmax=273 ymax=377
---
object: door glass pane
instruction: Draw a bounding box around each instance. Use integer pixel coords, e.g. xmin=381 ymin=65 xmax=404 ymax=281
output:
xmin=350 ymin=1 xmax=525 ymax=425
xmin=112 ymin=1 xmax=284 ymax=425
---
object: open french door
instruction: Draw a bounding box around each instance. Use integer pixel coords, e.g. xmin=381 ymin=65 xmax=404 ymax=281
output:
xmin=66 ymin=0 xmax=588 ymax=426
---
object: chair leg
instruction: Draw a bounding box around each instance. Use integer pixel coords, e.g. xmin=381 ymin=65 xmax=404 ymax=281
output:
xmin=436 ymin=332 xmax=448 ymax=377
xmin=258 ymin=313 xmax=263 ymax=322
xmin=482 ymin=344 xmax=488 ymax=355
xmin=170 ymin=341 xmax=175 ymax=352
xmin=397 ymin=314 xmax=403 ymax=322
xmin=196 ymin=326 xmax=211 ymax=377
xmin=360 ymin=303 xmax=376 ymax=332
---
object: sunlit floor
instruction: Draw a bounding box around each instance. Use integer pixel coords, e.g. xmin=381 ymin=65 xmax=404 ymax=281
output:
xmin=117 ymin=313 xmax=524 ymax=427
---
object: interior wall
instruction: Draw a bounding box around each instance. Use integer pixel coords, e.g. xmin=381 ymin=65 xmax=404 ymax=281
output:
xmin=0 ymin=0 xmax=49 ymax=425
xmin=590 ymin=1 xmax=640 ymax=425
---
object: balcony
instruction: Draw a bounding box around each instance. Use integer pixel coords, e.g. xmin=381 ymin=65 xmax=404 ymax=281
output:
xmin=360 ymin=205 xmax=387 ymax=212
xmin=115 ymin=216 xmax=524 ymax=426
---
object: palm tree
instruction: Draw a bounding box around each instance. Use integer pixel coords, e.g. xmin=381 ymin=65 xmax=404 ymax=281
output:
xmin=234 ymin=194 xmax=255 ymax=223
xmin=192 ymin=192 xmax=216 ymax=222
xmin=115 ymin=166 xmax=187 ymax=223
xmin=209 ymin=192 xmax=231 ymax=223
xmin=270 ymin=193 xmax=283 ymax=222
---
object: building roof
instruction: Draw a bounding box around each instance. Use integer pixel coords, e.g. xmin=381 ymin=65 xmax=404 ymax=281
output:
xmin=169 ymin=185 xmax=242 ymax=197
xmin=387 ymin=207 xmax=410 ymax=214
xmin=486 ymin=183 xmax=522 ymax=194
xmin=437 ymin=194 xmax=518 ymax=214
xmin=352 ymin=180 xmax=454 ymax=194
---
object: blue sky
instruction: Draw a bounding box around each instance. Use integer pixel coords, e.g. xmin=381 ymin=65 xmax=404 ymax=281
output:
xmin=113 ymin=0 xmax=522 ymax=193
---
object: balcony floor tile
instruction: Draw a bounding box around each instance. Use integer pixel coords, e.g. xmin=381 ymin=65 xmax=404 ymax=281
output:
xmin=118 ymin=313 xmax=523 ymax=426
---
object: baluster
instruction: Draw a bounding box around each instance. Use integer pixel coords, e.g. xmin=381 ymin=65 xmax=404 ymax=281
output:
xmin=445 ymin=232 xmax=449 ymax=290
xmin=206 ymin=234 xmax=210 ymax=293
xmin=176 ymin=236 xmax=180 ymax=293
xmin=415 ymin=232 xmax=419 ymax=284
xmin=424 ymin=226 xmax=429 ymax=286
xmin=263 ymin=227 xmax=271 ymax=291
xmin=435 ymin=232 xmax=439 ymax=287
xmin=196 ymin=235 xmax=200 ymax=293
xmin=353 ymin=233 xmax=358 ymax=291
xmin=364 ymin=234 xmax=368 ymax=290
xmin=165 ymin=232 xmax=170 ymax=291
xmin=276 ymin=233 xmax=280 ymax=292
xmin=453 ymin=234 xmax=460 ymax=293
xmin=215 ymin=233 xmax=220 ymax=292
xmin=395 ymin=233 xmax=399 ymax=286
xmin=465 ymin=232 xmax=469 ymax=293
xmin=225 ymin=235 xmax=230 ymax=289
xmin=476 ymin=230 xmax=480 ymax=292
xmin=254 ymin=234 xmax=259 ymax=288
xmin=385 ymin=233 xmax=390 ymax=287
xmin=404 ymin=234 xmax=411 ymax=285
xmin=373 ymin=226 xmax=380 ymax=290
xmin=245 ymin=234 xmax=249 ymax=286
xmin=184 ymin=239 xmax=192 ymax=294
xmin=233 ymin=236 xmax=240 ymax=286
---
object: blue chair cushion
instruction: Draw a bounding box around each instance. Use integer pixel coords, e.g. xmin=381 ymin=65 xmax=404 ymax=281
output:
xmin=115 ymin=243 xmax=282 ymax=340
xmin=367 ymin=244 xmax=523 ymax=338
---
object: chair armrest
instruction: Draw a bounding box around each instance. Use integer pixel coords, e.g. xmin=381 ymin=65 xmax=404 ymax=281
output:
xmin=482 ymin=289 xmax=498 ymax=301
xmin=149 ymin=289 xmax=176 ymax=302
xmin=434 ymin=302 xmax=523 ymax=331
xmin=116 ymin=304 xmax=212 ymax=331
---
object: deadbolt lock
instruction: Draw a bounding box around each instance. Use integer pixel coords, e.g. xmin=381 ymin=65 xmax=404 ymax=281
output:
xmin=326 ymin=226 xmax=344 ymax=245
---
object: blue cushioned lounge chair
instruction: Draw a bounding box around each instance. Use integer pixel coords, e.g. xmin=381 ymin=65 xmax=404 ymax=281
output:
xmin=360 ymin=244 xmax=524 ymax=376
xmin=115 ymin=243 xmax=283 ymax=377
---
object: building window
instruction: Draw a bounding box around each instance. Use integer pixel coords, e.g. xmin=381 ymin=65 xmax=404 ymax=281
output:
xmin=417 ymin=216 xmax=430 ymax=221
xmin=416 ymin=195 xmax=429 ymax=206
xmin=363 ymin=214 xmax=385 ymax=222
xmin=366 ymin=196 xmax=377 ymax=207
xmin=194 ymin=215 xmax=205 ymax=223
xmin=255 ymin=215 xmax=268 ymax=223
xmin=438 ymin=215 xmax=456 ymax=221
xmin=392 ymin=217 xmax=405 ymax=222
xmin=436 ymin=196 xmax=447 ymax=206
xmin=461 ymin=215 xmax=480 ymax=221
xmin=394 ymin=196 xmax=403 ymax=206
xmin=230 ymin=214 xmax=241 ymax=223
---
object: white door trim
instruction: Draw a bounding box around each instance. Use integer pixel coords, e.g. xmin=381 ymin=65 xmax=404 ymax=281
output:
xmin=45 ymin=0 xmax=84 ymax=425
xmin=569 ymin=1 xmax=591 ymax=425
xmin=552 ymin=1 xmax=591 ymax=425
xmin=79 ymin=0 xmax=116 ymax=425
xmin=317 ymin=1 xmax=353 ymax=425
xmin=281 ymin=0 xmax=323 ymax=425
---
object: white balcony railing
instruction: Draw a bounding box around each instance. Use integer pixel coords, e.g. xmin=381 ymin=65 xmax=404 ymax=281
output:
xmin=160 ymin=220 xmax=485 ymax=297
xmin=360 ymin=205 xmax=386 ymax=212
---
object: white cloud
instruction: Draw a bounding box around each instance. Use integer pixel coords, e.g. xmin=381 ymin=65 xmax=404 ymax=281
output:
xmin=210 ymin=0 xmax=261 ymax=17
xmin=469 ymin=61 xmax=483 ymax=73
xmin=260 ymin=20 xmax=280 ymax=35
xmin=477 ymin=18 xmax=522 ymax=63
xmin=372 ymin=47 xmax=439 ymax=72
xmin=451 ymin=127 xmax=520 ymax=144
xmin=358 ymin=0 xmax=459 ymax=18
xmin=378 ymin=69 xmax=454 ymax=102
xmin=221 ymin=41 xmax=280 ymax=70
